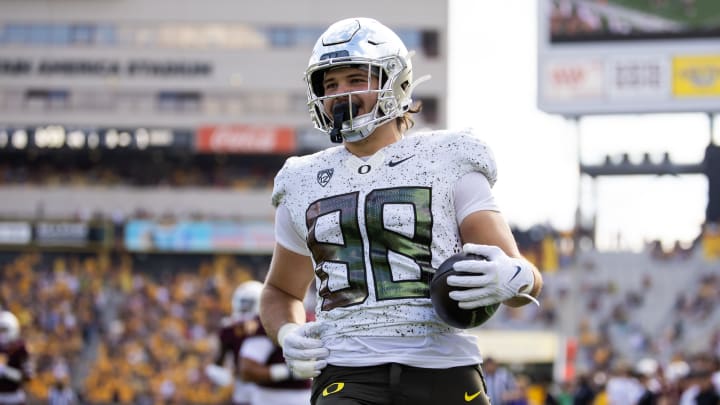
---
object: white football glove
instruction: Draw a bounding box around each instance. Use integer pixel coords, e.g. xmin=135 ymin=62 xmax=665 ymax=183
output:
xmin=446 ymin=243 xmax=539 ymax=309
xmin=0 ymin=364 xmax=22 ymax=381
xmin=277 ymin=321 xmax=329 ymax=378
xmin=204 ymin=364 xmax=233 ymax=387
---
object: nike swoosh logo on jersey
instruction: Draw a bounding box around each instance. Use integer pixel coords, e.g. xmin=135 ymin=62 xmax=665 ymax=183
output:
xmin=464 ymin=390 xmax=482 ymax=402
xmin=508 ymin=266 xmax=522 ymax=282
xmin=387 ymin=155 xmax=415 ymax=167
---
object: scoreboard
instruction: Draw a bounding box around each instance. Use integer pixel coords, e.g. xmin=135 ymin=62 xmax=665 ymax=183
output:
xmin=537 ymin=0 xmax=720 ymax=116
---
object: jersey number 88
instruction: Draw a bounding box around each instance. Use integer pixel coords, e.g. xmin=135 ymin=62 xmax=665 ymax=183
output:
xmin=306 ymin=187 xmax=434 ymax=311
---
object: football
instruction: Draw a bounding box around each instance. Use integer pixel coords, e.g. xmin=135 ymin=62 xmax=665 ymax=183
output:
xmin=430 ymin=252 xmax=500 ymax=329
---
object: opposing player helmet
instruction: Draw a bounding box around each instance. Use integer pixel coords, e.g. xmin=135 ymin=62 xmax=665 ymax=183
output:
xmin=231 ymin=280 xmax=263 ymax=319
xmin=0 ymin=310 xmax=20 ymax=345
xmin=305 ymin=17 xmax=420 ymax=143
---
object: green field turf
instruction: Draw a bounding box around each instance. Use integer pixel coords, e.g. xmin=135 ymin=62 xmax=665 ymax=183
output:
xmin=609 ymin=0 xmax=720 ymax=27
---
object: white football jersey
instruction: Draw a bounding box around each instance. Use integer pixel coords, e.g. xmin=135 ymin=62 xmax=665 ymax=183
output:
xmin=272 ymin=128 xmax=497 ymax=341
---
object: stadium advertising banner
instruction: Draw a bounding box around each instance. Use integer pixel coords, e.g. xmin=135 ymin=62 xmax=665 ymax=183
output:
xmin=34 ymin=221 xmax=89 ymax=246
xmin=195 ymin=125 xmax=296 ymax=154
xmin=538 ymin=0 xmax=720 ymax=116
xmin=124 ymin=219 xmax=275 ymax=253
xmin=0 ymin=222 xmax=32 ymax=245
xmin=0 ymin=126 xmax=194 ymax=152
xmin=0 ymin=220 xmax=110 ymax=248
xmin=673 ymin=54 xmax=720 ymax=96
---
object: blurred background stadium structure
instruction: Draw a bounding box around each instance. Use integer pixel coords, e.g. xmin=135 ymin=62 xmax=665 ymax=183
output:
xmin=0 ymin=0 xmax=718 ymax=403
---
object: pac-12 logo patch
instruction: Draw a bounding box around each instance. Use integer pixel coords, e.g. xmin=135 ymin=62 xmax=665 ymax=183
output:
xmin=317 ymin=168 xmax=334 ymax=187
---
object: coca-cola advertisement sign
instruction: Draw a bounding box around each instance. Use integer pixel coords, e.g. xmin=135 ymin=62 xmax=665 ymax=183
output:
xmin=196 ymin=125 xmax=295 ymax=153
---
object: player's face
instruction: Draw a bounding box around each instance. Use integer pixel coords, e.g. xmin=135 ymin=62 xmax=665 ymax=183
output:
xmin=322 ymin=67 xmax=379 ymax=117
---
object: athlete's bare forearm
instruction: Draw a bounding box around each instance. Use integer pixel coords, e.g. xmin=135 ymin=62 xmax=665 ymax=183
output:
xmin=260 ymin=283 xmax=308 ymax=343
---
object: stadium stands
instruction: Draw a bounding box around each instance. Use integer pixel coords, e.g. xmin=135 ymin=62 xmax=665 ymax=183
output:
xmin=1 ymin=224 xmax=717 ymax=403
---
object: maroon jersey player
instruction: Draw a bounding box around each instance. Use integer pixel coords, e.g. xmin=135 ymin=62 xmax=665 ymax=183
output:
xmin=205 ymin=281 xmax=262 ymax=405
xmin=239 ymin=312 xmax=313 ymax=405
xmin=0 ymin=311 xmax=33 ymax=405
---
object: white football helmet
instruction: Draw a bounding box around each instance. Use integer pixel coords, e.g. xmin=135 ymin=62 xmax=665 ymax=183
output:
xmin=0 ymin=310 xmax=20 ymax=345
xmin=231 ymin=280 xmax=263 ymax=320
xmin=305 ymin=17 xmax=423 ymax=143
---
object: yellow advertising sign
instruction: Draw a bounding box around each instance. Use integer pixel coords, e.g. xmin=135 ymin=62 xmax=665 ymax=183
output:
xmin=673 ymin=55 xmax=720 ymax=97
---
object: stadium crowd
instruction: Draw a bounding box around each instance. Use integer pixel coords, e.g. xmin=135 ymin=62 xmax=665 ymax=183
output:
xmin=0 ymin=253 xmax=265 ymax=404
xmin=1 ymin=148 xmax=719 ymax=404
xmin=0 ymin=156 xmax=278 ymax=189
xmin=0 ymin=222 xmax=718 ymax=404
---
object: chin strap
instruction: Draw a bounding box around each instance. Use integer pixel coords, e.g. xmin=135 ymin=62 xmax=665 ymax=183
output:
xmin=329 ymin=102 xmax=359 ymax=143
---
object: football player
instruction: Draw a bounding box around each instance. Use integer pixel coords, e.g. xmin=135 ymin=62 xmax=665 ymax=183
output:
xmin=238 ymin=311 xmax=313 ymax=405
xmin=205 ymin=280 xmax=262 ymax=405
xmin=0 ymin=310 xmax=33 ymax=405
xmin=259 ymin=17 xmax=543 ymax=405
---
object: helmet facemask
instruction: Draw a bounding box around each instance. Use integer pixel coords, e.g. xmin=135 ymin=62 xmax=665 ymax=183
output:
xmin=304 ymin=18 xmax=420 ymax=144
xmin=0 ymin=326 xmax=10 ymax=345
xmin=307 ymin=56 xmax=411 ymax=143
xmin=231 ymin=281 xmax=262 ymax=321
xmin=233 ymin=297 xmax=257 ymax=318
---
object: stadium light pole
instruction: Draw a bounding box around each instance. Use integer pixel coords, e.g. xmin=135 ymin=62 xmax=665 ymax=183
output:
xmin=571 ymin=115 xmax=584 ymax=253
xmin=568 ymin=115 xmax=583 ymax=349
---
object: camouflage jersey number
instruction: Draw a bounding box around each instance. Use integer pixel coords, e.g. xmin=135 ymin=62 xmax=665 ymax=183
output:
xmin=306 ymin=187 xmax=434 ymax=311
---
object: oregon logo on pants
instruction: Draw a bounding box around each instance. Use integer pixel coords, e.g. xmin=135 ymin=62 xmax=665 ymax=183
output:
xmin=322 ymin=382 xmax=345 ymax=397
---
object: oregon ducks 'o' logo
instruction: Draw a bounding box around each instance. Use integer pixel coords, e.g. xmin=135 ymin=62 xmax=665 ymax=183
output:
xmin=358 ymin=164 xmax=371 ymax=174
xmin=322 ymin=382 xmax=345 ymax=397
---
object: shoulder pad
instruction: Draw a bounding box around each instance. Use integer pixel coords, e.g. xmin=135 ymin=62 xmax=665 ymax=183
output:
xmin=455 ymin=128 xmax=497 ymax=187
xmin=424 ymin=128 xmax=497 ymax=186
xmin=271 ymin=156 xmax=299 ymax=208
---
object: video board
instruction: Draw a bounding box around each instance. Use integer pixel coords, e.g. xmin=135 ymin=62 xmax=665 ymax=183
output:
xmin=537 ymin=0 xmax=720 ymax=116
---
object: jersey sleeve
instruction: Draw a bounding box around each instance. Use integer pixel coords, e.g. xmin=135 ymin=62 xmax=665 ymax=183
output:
xmin=454 ymin=171 xmax=500 ymax=224
xmin=455 ymin=128 xmax=498 ymax=187
xmin=271 ymin=156 xmax=312 ymax=255
xmin=274 ymin=205 xmax=311 ymax=256
xmin=271 ymin=156 xmax=297 ymax=208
